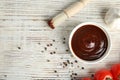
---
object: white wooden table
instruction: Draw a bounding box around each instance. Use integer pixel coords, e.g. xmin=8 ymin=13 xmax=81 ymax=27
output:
xmin=0 ymin=0 xmax=120 ymax=80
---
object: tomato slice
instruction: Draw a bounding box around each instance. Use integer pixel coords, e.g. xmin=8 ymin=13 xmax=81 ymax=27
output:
xmin=94 ymin=69 xmax=113 ymax=80
xmin=81 ymin=77 xmax=91 ymax=80
xmin=111 ymin=63 xmax=120 ymax=80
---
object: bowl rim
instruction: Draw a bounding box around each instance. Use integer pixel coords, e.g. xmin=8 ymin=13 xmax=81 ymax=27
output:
xmin=69 ymin=22 xmax=111 ymax=64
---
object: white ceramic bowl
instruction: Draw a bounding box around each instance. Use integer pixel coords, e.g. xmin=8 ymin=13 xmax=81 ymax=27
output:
xmin=69 ymin=22 xmax=111 ymax=64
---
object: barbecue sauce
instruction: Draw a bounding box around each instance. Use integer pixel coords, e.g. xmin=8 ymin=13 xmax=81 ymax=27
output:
xmin=71 ymin=25 xmax=108 ymax=61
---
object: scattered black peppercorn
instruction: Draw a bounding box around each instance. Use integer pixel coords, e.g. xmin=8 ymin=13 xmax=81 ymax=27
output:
xmin=63 ymin=41 xmax=66 ymax=44
xmin=63 ymin=66 xmax=65 ymax=68
xmin=72 ymin=73 xmax=74 ymax=75
xmin=44 ymin=47 xmax=47 ymax=50
xmin=74 ymin=73 xmax=77 ymax=76
xmin=63 ymin=38 xmax=66 ymax=40
xmin=71 ymin=62 xmax=73 ymax=67
xmin=66 ymin=49 xmax=69 ymax=52
xmin=50 ymin=43 xmax=53 ymax=46
xmin=72 ymin=77 xmax=76 ymax=80
xmin=71 ymin=62 xmax=73 ymax=64
xmin=53 ymin=51 xmax=56 ymax=54
xmin=18 ymin=47 xmax=21 ymax=49
xmin=53 ymin=40 xmax=55 ymax=42
xmin=81 ymin=67 xmax=84 ymax=70
xmin=50 ymin=52 xmax=53 ymax=54
xmin=47 ymin=60 xmax=50 ymax=62
xmin=38 ymin=43 xmax=41 ymax=45
xmin=47 ymin=44 xmax=49 ymax=47
xmin=54 ymin=70 xmax=57 ymax=73
xmin=63 ymin=62 xmax=67 ymax=66
xmin=4 ymin=75 xmax=7 ymax=77
xmin=67 ymin=60 xmax=70 ymax=64
xmin=74 ymin=60 xmax=78 ymax=63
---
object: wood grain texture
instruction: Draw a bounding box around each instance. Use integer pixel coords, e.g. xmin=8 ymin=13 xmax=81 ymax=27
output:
xmin=0 ymin=0 xmax=120 ymax=80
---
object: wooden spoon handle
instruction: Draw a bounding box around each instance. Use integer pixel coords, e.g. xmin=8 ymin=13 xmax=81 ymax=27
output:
xmin=64 ymin=0 xmax=91 ymax=17
xmin=48 ymin=0 xmax=91 ymax=29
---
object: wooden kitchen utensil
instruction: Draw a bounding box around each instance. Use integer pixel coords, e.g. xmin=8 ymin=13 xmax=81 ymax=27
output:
xmin=48 ymin=0 xmax=91 ymax=29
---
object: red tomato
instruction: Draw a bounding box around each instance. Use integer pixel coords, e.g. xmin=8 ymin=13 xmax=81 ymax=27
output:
xmin=111 ymin=63 xmax=120 ymax=80
xmin=81 ymin=77 xmax=91 ymax=80
xmin=94 ymin=69 xmax=113 ymax=80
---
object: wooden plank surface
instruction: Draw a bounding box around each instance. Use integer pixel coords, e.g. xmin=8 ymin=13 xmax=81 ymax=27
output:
xmin=0 ymin=0 xmax=120 ymax=80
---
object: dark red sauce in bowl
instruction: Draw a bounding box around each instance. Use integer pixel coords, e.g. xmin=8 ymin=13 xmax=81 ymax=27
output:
xmin=70 ymin=23 xmax=109 ymax=62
